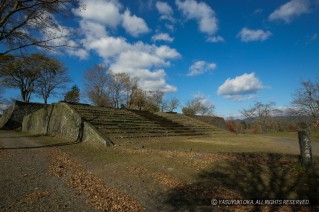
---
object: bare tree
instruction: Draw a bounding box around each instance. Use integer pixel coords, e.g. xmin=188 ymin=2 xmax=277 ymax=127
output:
xmin=0 ymin=0 xmax=81 ymax=55
xmin=182 ymin=96 xmax=215 ymax=116
xmin=166 ymin=97 xmax=180 ymax=112
xmin=83 ymin=65 xmax=112 ymax=107
xmin=35 ymin=56 xmax=70 ymax=104
xmin=198 ymin=101 xmax=215 ymax=116
xmin=130 ymin=88 xmax=147 ymax=110
xmin=291 ymin=80 xmax=319 ymax=125
xmin=109 ymin=72 xmax=132 ymax=108
xmin=123 ymin=76 xmax=138 ymax=108
xmin=147 ymin=90 xmax=164 ymax=112
xmin=240 ymin=102 xmax=279 ymax=132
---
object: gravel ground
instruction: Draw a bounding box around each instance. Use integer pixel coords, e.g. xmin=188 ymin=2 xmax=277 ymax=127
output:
xmin=0 ymin=130 xmax=95 ymax=211
xmin=0 ymin=130 xmax=143 ymax=212
xmin=1 ymin=130 xmax=318 ymax=211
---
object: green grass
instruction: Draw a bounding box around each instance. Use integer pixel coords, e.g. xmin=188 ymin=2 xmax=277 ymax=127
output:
xmin=263 ymin=130 xmax=319 ymax=141
xmin=125 ymin=133 xmax=296 ymax=154
xmin=263 ymin=131 xmax=297 ymax=138
xmin=310 ymin=130 xmax=319 ymax=140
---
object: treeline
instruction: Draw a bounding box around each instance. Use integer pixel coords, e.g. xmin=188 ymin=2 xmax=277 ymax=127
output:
xmin=83 ymin=64 xmax=179 ymax=112
xmin=0 ymin=54 xmax=215 ymax=115
xmin=82 ymin=64 xmax=214 ymax=114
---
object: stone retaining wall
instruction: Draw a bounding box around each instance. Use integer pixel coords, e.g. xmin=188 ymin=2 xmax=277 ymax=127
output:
xmin=0 ymin=101 xmax=45 ymax=130
xmin=22 ymin=102 xmax=112 ymax=146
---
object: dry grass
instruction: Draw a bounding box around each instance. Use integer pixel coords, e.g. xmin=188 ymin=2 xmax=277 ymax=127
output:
xmin=25 ymin=132 xmax=319 ymax=210
xmin=46 ymin=148 xmax=145 ymax=212
xmin=23 ymin=191 xmax=50 ymax=204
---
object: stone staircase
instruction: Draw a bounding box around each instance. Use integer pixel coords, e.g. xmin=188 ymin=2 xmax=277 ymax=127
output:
xmin=69 ymin=104 xmax=224 ymax=142
xmin=155 ymin=112 xmax=224 ymax=134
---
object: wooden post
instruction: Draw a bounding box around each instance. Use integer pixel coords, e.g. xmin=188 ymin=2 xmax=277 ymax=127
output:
xmin=298 ymin=131 xmax=313 ymax=169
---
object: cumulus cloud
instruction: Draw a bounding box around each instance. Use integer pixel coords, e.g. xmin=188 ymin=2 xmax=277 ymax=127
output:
xmin=217 ymin=73 xmax=266 ymax=101
xmin=73 ymin=0 xmax=122 ymax=27
xmin=269 ymin=0 xmax=310 ymax=23
xmin=175 ymin=0 xmax=218 ymax=35
xmin=73 ymin=0 xmax=180 ymax=92
xmin=122 ymin=9 xmax=150 ymax=37
xmin=237 ymin=28 xmax=272 ymax=42
xmin=152 ymin=33 xmax=174 ymax=42
xmin=85 ymin=36 xmax=180 ymax=91
xmin=187 ymin=61 xmax=216 ymax=76
xmin=75 ymin=0 xmax=150 ymax=37
xmin=109 ymin=46 xmax=179 ymax=92
xmin=79 ymin=20 xmax=108 ymax=39
xmin=40 ymin=13 xmax=89 ymax=59
xmin=156 ymin=1 xmax=174 ymax=20
xmin=207 ymin=35 xmax=224 ymax=43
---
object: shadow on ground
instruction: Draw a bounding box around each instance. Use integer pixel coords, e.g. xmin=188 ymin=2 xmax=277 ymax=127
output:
xmin=0 ymin=131 xmax=82 ymax=150
xmin=0 ymin=140 xmax=82 ymax=150
xmin=164 ymin=153 xmax=319 ymax=211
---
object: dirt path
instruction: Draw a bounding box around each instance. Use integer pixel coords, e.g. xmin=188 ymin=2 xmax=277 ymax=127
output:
xmin=0 ymin=131 xmax=144 ymax=211
xmin=0 ymin=130 xmax=96 ymax=211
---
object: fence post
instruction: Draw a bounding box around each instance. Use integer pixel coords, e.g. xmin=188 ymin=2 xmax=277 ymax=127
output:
xmin=298 ymin=131 xmax=313 ymax=169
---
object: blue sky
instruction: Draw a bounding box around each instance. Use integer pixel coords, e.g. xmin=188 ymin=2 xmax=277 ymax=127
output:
xmin=4 ymin=0 xmax=319 ymax=117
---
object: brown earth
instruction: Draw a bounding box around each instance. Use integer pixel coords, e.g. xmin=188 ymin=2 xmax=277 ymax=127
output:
xmin=0 ymin=130 xmax=143 ymax=212
xmin=1 ymin=130 xmax=319 ymax=211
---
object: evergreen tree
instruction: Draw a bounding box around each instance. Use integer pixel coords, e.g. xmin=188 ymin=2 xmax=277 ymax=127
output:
xmin=64 ymin=85 xmax=80 ymax=103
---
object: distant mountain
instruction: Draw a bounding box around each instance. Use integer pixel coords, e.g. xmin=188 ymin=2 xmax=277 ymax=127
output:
xmin=232 ymin=116 xmax=311 ymax=124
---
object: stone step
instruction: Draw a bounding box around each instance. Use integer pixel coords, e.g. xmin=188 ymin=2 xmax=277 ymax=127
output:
xmin=68 ymin=104 xmax=220 ymax=141
xmin=96 ymin=125 xmax=167 ymax=130
xmin=109 ymin=131 xmax=210 ymax=139
xmin=74 ymin=108 xmax=135 ymax=115
xmin=91 ymin=122 xmax=161 ymax=128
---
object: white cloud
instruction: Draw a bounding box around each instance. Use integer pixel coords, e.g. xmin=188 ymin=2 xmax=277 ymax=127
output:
xmin=187 ymin=61 xmax=216 ymax=76
xmin=175 ymin=0 xmax=218 ymax=35
xmin=86 ymin=38 xmax=180 ymax=92
xmin=152 ymin=33 xmax=174 ymax=42
xmin=269 ymin=0 xmax=310 ymax=23
xmin=156 ymin=1 xmax=174 ymax=20
xmin=79 ymin=20 xmax=108 ymax=39
xmin=79 ymin=29 xmax=179 ymax=92
xmin=40 ymin=13 xmax=89 ymax=59
xmin=66 ymin=40 xmax=89 ymax=59
xmin=75 ymin=0 xmax=150 ymax=37
xmin=109 ymin=44 xmax=180 ymax=92
xmin=207 ymin=35 xmax=224 ymax=43
xmin=225 ymin=95 xmax=258 ymax=102
xmin=73 ymin=0 xmax=180 ymax=92
xmin=84 ymin=35 xmax=129 ymax=61
xmin=122 ymin=9 xmax=150 ymax=37
xmin=112 ymin=50 xmax=167 ymax=70
xmin=217 ymin=73 xmax=266 ymax=101
xmin=73 ymin=0 xmax=122 ymax=27
xmin=237 ymin=28 xmax=272 ymax=42
xmin=155 ymin=45 xmax=180 ymax=59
